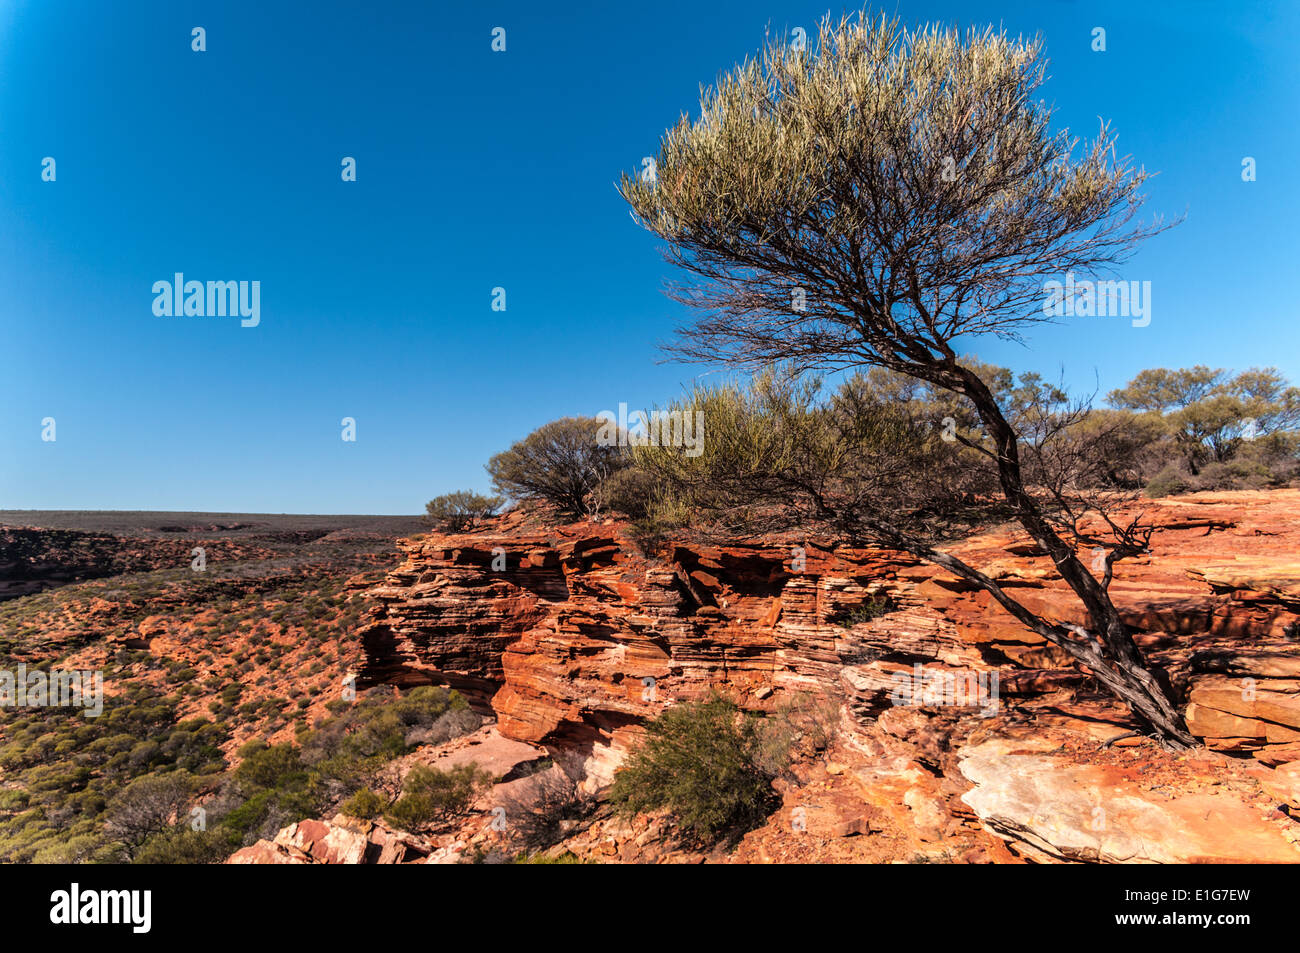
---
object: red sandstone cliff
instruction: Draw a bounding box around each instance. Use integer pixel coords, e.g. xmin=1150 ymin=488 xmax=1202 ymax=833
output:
xmin=228 ymin=490 xmax=1300 ymax=863
xmin=360 ymin=491 xmax=1300 ymax=770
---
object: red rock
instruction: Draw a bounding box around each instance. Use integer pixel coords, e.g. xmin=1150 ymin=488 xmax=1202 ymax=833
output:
xmin=1258 ymin=761 xmax=1300 ymax=809
xmin=360 ymin=491 xmax=1300 ymax=765
xmin=226 ymin=815 xmax=427 ymax=864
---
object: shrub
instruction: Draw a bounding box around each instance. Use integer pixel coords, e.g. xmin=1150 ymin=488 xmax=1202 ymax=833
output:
xmin=104 ymin=771 xmax=197 ymax=855
xmin=598 ymin=465 xmax=667 ymax=520
xmin=385 ymin=763 xmax=493 ymax=830
xmin=1191 ymin=458 xmax=1276 ymax=491
xmin=626 ymin=494 xmax=695 ymax=554
xmin=831 ymin=594 xmax=896 ymax=628
xmin=132 ymin=827 xmax=229 ymax=864
xmin=511 ymin=851 xmax=591 ymax=864
xmin=424 ymin=491 xmax=503 ymax=532
xmin=234 ymin=741 xmax=307 ymax=791
xmin=340 ymin=787 xmax=387 ymax=820
xmin=404 ymin=706 xmax=481 ymax=747
xmin=751 ymin=693 xmax=841 ymax=777
xmin=486 ymin=417 xmax=627 ymax=519
xmin=493 ymin=758 xmax=594 ymax=852
xmin=609 ymin=694 xmax=781 ymax=846
xmin=1145 ymin=464 xmax=1190 ymax=498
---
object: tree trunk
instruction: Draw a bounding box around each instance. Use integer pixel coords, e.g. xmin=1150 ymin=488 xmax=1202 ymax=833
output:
xmin=951 ymin=367 xmax=1197 ymax=749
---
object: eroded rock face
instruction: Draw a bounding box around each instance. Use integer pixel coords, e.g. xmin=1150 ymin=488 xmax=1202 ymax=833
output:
xmin=362 ymin=492 xmax=1300 ymax=764
xmin=360 ymin=517 xmax=920 ymax=756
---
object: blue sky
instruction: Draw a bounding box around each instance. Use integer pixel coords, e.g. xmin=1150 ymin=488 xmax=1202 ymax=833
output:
xmin=1 ymin=0 xmax=1296 ymax=514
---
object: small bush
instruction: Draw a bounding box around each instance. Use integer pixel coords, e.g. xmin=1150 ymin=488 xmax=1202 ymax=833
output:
xmin=425 ymin=491 xmax=504 ymax=532
xmin=831 ymin=594 xmax=896 ymax=628
xmin=493 ymin=759 xmax=595 ymax=852
xmin=132 ymin=827 xmax=230 ymax=864
xmin=404 ymin=706 xmax=482 ymax=747
xmin=1191 ymin=458 xmax=1275 ymax=491
xmin=598 ymin=466 xmax=666 ymax=520
xmin=104 ymin=771 xmax=197 ymax=856
xmin=512 ymin=851 xmax=591 ymax=864
xmin=487 ymin=417 xmax=628 ymax=519
xmin=385 ymin=763 xmax=493 ymax=830
xmin=609 ymin=694 xmax=782 ymax=847
xmin=340 ymin=787 xmax=387 ymax=820
xmin=1145 ymin=464 xmax=1190 ymax=498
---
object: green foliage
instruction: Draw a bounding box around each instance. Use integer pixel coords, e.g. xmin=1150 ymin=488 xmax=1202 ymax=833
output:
xmin=385 ymin=763 xmax=493 ymax=830
xmin=0 ymin=678 xmax=478 ymax=863
xmin=105 ymin=771 xmax=197 ymax=853
xmin=215 ymin=686 xmax=479 ymax=846
xmin=609 ymin=694 xmax=783 ymax=846
xmin=597 ymin=466 xmax=670 ymax=522
xmin=1145 ymin=465 xmax=1190 ymax=498
xmin=234 ymin=740 xmax=307 ymax=790
xmin=1111 ymin=366 xmax=1300 ymax=485
xmin=425 ymin=491 xmax=503 ymax=531
xmin=511 ymin=851 xmax=592 ymax=864
xmin=486 ymin=416 xmax=628 ymax=519
xmin=626 ymin=365 xmax=1004 ymax=543
xmin=132 ymin=827 xmax=230 ymax=865
xmin=619 ymin=9 xmax=1159 ymax=364
xmin=627 ymin=360 xmax=1299 ymax=538
xmin=832 ymin=595 xmax=897 ymax=628
xmin=340 ymin=787 xmax=387 ymax=820
xmin=0 ymin=686 xmax=228 ymax=863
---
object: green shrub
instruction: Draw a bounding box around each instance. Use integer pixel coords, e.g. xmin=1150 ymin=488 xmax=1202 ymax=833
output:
xmin=831 ymin=594 xmax=896 ymax=628
xmin=104 ymin=771 xmax=197 ymax=855
xmin=132 ymin=827 xmax=230 ymax=864
xmin=234 ymin=741 xmax=307 ymax=791
xmin=340 ymin=787 xmax=387 ymax=820
xmin=598 ymin=466 xmax=666 ymax=521
xmin=425 ymin=491 xmax=504 ymax=531
xmin=486 ymin=416 xmax=627 ymax=518
xmin=609 ymin=693 xmax=781 ymax=846
xmin=1191 ymin=458 xmax=1275 ymax=491
xmin=385 ymin=763 xmax=492 ymax=830
xmin=511 ymin=851 xmax=592 ymax=864
xmin=1145 ymin=464 xmax=1190 ymax=498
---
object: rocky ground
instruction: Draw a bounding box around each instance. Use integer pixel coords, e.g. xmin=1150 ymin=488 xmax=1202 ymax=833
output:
xmin=234 ymin=490 xmax=1300 ymax=863
xmin=4 ymin=496 xmax=1299 ymax=864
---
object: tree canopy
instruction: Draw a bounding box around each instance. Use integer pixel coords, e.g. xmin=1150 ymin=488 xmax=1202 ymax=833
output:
xmin=619 ymin=10 xmax=1199 ymax=745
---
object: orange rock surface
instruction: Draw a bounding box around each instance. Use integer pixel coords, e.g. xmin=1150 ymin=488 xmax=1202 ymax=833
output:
xmin=362 ymin=491 xmax=1300 ymax=761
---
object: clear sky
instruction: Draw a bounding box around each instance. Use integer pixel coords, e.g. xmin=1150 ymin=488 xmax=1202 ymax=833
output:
xmin=2 ymin=0 xmax=1296 ymax=514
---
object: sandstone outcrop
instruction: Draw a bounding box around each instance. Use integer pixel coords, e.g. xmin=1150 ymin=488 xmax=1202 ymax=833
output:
xmin=221 ymin=491 xmax=1300 ymax=864
xmin=957 ymin=737 xmax=1300 ymax=863
xmin=361 ymin=492 xmax=1300 ymax=765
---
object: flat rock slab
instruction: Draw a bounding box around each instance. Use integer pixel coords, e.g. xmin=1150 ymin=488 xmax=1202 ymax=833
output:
xmin=419 ymin=724 xmax=545 ymax=778
xmin=958 ymin=739 xmax=1300 ymax=863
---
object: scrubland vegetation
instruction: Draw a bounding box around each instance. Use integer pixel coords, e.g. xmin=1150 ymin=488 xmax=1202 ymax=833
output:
xmin=0 ymin=521 xmax=483 ymax=862
xmin=448 ymin=362 xmax=1299 ymax=542
xmin=610 ymin=693 xmax=839 ymax=847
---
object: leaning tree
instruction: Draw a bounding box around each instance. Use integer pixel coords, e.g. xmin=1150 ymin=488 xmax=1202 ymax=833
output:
xmin=619 ymin=12 xmax=1194 ymax=745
